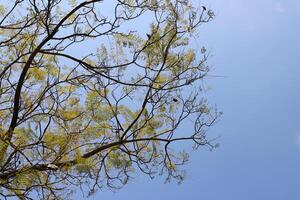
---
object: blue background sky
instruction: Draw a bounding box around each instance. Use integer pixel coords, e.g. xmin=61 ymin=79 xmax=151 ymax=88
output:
xmin=88 ymin=0 xmax=300 ymax=199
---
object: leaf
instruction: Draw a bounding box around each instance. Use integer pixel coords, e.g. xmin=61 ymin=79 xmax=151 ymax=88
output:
xmin=0 ymin=5 xmax=5 ymax=16
xmin=29 ymin=67 xmax=46 ymax=81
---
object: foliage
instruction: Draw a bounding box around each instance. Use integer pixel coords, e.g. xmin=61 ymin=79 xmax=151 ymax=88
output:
xmin=0 ymin=0 xmax=220 ymax=199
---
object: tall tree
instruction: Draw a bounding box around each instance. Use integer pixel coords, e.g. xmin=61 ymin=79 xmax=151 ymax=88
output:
xmin=0 ymin=0 xmax=219 ymax=199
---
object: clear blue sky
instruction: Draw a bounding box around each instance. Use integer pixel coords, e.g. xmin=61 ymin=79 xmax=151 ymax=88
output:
xmin=86 ymin=0 xmax=300 ymax=199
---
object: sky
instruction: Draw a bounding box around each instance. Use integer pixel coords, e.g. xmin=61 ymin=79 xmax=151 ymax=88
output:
xmin=83 ymin=0 xmax=300 ymax=200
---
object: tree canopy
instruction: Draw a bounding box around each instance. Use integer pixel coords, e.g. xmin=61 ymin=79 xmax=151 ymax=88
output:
xmin=0 ymin=0 xmax=220 ymax=199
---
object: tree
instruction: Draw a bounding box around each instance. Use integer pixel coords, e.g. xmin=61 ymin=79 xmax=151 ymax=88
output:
xmin=0 ymin=0 xmax=220 ymax=199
